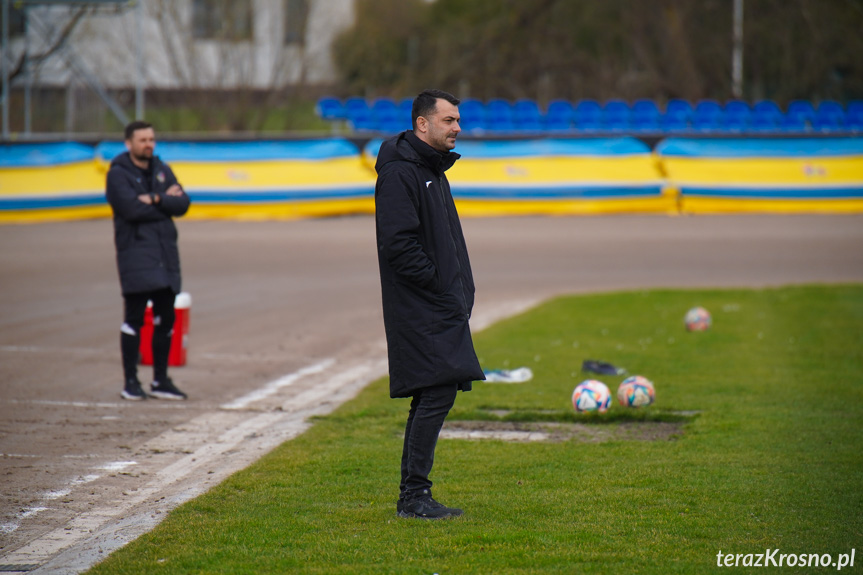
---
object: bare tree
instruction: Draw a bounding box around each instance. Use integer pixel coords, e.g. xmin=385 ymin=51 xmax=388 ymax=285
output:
xmin=6 ymin=6 xmax=91 ymax=83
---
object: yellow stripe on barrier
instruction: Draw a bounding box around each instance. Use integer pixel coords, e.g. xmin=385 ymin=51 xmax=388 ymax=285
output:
xmin=448 ymin=156 xmax=661 ymax=184
xmin=0 ymin=205 xmax=111 ymax=223
xmin=0 ymin=161 xmax=105 ymax=195
xmin=663 ymin=156 xmax=863 ymax=185
xmin=170 ymin=158 xmax=376 ymax=189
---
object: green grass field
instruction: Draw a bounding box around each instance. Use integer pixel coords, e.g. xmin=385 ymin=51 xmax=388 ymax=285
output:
xmin=87 ymin=285 xmax=863 ymax=574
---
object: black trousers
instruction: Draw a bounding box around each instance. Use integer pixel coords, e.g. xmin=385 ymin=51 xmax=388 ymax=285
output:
xmin=400 ymin=383 xmax=458 ymax=498
xmin=120 ymin=287 xmax=176 ymax=383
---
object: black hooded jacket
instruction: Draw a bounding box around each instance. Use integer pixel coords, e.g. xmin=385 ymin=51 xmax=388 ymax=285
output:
xmin=375 ymin=130 xmax=484 ymax=398
xmin=105 ymin=152 xmax=190 ymax=295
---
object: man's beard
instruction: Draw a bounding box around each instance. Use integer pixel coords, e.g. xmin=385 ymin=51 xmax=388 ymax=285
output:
xmin=433 ymin=132 xmax=456 ymax=151
xmin=131 ymin=151 xmax=152 ymax=164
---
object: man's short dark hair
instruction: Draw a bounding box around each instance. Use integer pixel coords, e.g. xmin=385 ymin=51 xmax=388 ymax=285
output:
xmin=412 ymin=89 xmax=460 ymax=130
xmin=124 ymin=120 xmax=153 ymax=141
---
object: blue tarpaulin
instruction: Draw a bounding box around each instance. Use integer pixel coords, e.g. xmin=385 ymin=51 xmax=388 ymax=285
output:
xmin=656 ymin=138 xmax=863 ymax=158
xmin=364 ymin=137 xmax=652 ymax=159
xmin=94 ymin=139 xmax=362 ymax=162
xmin=0 ymin=143 xmax=95 ymax=167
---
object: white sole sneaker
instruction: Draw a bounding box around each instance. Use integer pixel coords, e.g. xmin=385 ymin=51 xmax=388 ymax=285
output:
xmin=150 ymin=390 xmax=186 ymax=400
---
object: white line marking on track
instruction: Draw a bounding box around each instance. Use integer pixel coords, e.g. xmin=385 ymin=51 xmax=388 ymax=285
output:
xmin=220 ymin=357 xmax=335 ymax=410
xmin=1 ymin=507 xmax=49 ymax=536
xmin=2 ymin=399 xmax=194 ymax=410
xmin=95 ymin=461 xmax=137 ymax=472
xmin=1 ymin=472 xmax=104 ymax=535
xmin=0 ymin=345 xmax=107 ymax=355
xmin=1 ymin=454 xmax=104 ymax=459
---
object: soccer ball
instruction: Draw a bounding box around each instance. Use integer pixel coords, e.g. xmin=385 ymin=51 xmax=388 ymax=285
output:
xmin=684 ymin=306 xmax=712 ymax=331
xmin=617 ymin=375 xmax=655 ymax=408
xmin=572 ymin=380 xmax=611 ymax=413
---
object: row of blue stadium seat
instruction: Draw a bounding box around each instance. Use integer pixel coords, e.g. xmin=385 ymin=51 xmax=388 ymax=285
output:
xmin=316 ymin=97 xmax=863 ymax=134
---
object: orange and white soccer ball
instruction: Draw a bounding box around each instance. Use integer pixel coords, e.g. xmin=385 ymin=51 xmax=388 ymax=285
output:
xmin=572 ymin=380 xmax=611 ymax=413
xmin=685 ymin=306 xmax=712 ymax=331
xmin=617 ymin=375 xmax=656 ymax=408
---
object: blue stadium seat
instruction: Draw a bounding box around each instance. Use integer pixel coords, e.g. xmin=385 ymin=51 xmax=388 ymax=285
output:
xmin=371 ymin=98 xmax=397 ymax=113
xmin=348 ymin=115 xmax=376 ymax=132
xmin=316 ymin=97 xmax=345 ymax=121
xmin=399 ymin=98 xmax=413 ymax=125
xmin=544 ymin=100 xmax=575 ymax=131
xmin=847 ymin=100 xmax=863 ymax=131
xmin=371 ymin=98 xmax=399 ymax=117
xmin=344 ymin=98 xmax=373 ymax=131
xmin=573 ymin=99 xmax=602 ymax=131
xmin=692 ymin=100 xmax=724 ymax=132
xmin=371 ymin=98 xmax=400 ymax=130
xmin=345 ymin=97 xmax=369 ymax=114
xmin=782 ymin=100 xmax=815 ymax=132
xmin=458 ymin=98 xmax=485 ymax=133
xmin=631 ymin=99 xmax=661 ymax=132
xmin=661 ymin=99 xmax=692 ymax=132
xmin=602 ymin=99 xmax=631 ymax=132
xmin=723 ymin=100 xmax=752 ymax=132
xmin=750 ymin=100 xmax=783 ymax=132
xmin=513 ymin=99 xmax=543 ymax=132
xmin=378 ymin=119 xmax=408 ymax=134
xmin=812 ymin=101 xmax=846 ymax=132
xmin=484 ymin=99 xmax=515 ymax=132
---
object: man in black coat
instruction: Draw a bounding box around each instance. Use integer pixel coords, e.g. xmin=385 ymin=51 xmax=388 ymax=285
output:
xmin=106 ymin=121 xmax=190 ymax=401
xmin=375 ymin=89 xmax=485 ymax=519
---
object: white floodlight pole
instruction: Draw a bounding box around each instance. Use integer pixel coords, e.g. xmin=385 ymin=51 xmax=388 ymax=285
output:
xmin=2 ymin=0 xmax=9 ymax=140
xmin=135 ymin=0 xmax=144 ymax=120
xmin=732 ymin=0 xmax=744 ymax=99
xmin=24 ymin=5 xmax=31 ymax=135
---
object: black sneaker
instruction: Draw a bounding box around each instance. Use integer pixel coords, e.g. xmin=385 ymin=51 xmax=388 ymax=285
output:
xmin=150 ymin=378 xmax=188 ymax=400
xmin=121 ymin=378 xmax=147 ymax=401
xmin=398 ymin=490 xmax=463 ymax=520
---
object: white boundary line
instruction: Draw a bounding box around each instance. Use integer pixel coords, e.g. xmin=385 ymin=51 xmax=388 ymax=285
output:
xmin=220 ymin=358 xmax=335 ymax=410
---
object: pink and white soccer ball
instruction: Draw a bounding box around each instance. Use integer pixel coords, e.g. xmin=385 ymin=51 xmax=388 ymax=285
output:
xmin=617 ymin=375 xmax=655 ymax=408
xmin=684 ymin=306 xmax=712 ymax=331
xmin=572 ymin=380 xmax=611 ymax=413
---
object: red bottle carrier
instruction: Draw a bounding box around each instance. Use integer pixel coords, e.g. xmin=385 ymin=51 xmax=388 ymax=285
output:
xmin=139 ymin=292 xmax=191 ymax=367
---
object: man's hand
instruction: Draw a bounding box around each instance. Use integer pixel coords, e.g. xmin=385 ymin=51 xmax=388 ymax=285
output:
xmin=138 ymin=185 xmax=181 ymax=204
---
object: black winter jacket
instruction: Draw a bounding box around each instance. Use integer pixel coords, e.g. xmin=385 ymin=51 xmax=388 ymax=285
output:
xmin=106 ymin=152 xmax=190 ymax=295
xmin=375 ymin=130 xmax=484 ymax=398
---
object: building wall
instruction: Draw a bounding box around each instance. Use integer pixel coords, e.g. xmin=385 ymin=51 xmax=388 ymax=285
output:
xmin=8 ymin=0 xmax=355 ymax=90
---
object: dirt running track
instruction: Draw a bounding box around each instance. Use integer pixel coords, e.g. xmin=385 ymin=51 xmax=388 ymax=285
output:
xmin=1 ymin=214 xmax=862 ymax=573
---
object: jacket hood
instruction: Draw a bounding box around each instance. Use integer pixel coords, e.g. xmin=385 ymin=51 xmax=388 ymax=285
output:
xmin=375 ymin=130 xmax=460 ymax=175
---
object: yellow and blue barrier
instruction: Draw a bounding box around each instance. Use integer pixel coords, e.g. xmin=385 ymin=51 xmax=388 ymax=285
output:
xmin=657 ymin=137 xmax=863 ymax=213
xmin=2 ymin=136 xmax=862 ymax=223
xmin=94 ymin=140 xmax=376 ymax=220
xmin=364 ymin=137 xmax=674 ymax=216
xmin=0 ymin=143 xmax=109 ymax=222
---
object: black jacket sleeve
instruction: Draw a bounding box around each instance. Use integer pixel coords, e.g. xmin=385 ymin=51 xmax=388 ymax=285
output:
xmin=156 ymin=166 xmax=190 ymax=217
xmin=157 ymin=192 xmax=190 ymax=217
xmin=376 ymin=167 xmax=438 ymax=291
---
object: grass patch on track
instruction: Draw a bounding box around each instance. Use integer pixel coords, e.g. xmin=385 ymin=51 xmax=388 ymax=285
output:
xmin=87 ymin=285 xmax=863 ymax=574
